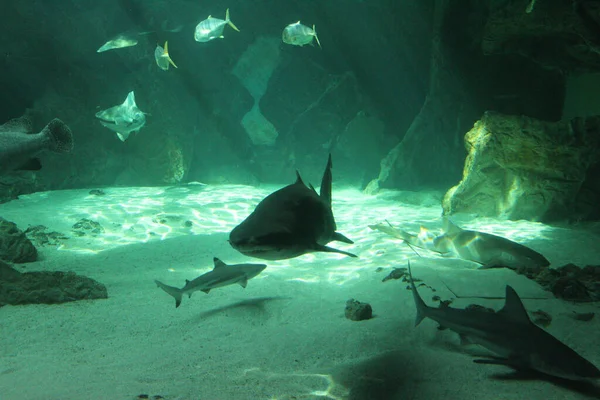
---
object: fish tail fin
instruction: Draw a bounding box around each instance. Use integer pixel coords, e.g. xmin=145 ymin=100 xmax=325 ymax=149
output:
xmin=163 ymin=41 xmax=178 ymax=68
xmin=313 ymin=24 xmax=321 ymax=48
xmin=42 ymin=118 xmax=74 ymax=153
xmin=407 ymin=261 xmax=427 ymax=326
xmin=155 ymin=280 xmax=184 ymax=308
xmin=225 ymin=8 xmax=240 ymax=32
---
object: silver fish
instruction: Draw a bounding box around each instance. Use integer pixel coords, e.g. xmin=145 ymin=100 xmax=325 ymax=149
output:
xmin=95 ymin=91 xmax=146 ymax=142
xmin=407 ymin=261 xmax=600 ymax=380
xmin=155 ymin=257 xmax=266 ymax=308
xmin=194 ymin=8 xmax=239 ymax=42
xmin=282 ymin=21 xmax=321 ymax=48
xmin=154 ymin=41 xmax=177 ymax=71
xmin=0 ymin=116 xmax=73 ymax=175
xmin=97 ymin=32 xmax=138 ymax=53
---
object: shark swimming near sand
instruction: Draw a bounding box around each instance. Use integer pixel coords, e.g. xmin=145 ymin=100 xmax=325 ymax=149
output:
xmin=0 ymin=114 xmax=73 ymax=175
xmin=228 ymin=154 xmax=356 ymax=260
xmin=407 ymin=261 xmax=600 ymax=381
xmin=370 ymin=218 xmax=549 ymax=273
xmin=155 ymin=257 xmax=267 ymax=308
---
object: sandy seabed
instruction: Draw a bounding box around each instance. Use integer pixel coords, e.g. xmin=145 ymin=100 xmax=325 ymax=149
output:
xmin=1 ymin=184 xmax=599 ymax=400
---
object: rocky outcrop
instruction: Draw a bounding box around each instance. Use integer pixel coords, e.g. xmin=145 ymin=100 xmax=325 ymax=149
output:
xmin=0 ymin=261 xmax=108 ymax=306
xmin=0 ymin=217 xmax=37 ymax=263
xmin=442 ymin=112 xmax=600 ymax=221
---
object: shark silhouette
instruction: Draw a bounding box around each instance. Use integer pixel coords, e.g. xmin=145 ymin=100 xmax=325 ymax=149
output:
xmin=155 ymin=257 xmax=266 ymax=308
xmin=407 ymin=261 xmax=600 ymax=381
xmin=229 ymin=154 xmax=356 ymax=260
xmin=371 ymin=218 xmax=549 ymax=272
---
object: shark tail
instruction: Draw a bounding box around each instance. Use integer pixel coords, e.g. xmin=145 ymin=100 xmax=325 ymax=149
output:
xmin=42 ymin=119 xmax=74 ymax=153
xmin=155 ymin=280 xmax=184 ymax=308
xmin=225 ymin=8 xmax=240 ymax=32
xmin=407 ymin=261 xmax=427 ymax=326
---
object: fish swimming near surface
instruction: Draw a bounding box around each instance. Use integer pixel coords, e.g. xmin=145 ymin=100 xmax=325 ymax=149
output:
xmin=0 ymin=115 xmax=73 ymax=175
xmin=97 ymin=31 xmax=139 ymax=53
xmin=155 ymin=257 xmax=267 ymax=308
xmin=229 ymin=154 xmax=356 ymax=260
xmin=154 ymin=41 xmax=178 ymax=71
xmin=282 ymin=21 xmax=321 ymax=48
xmin=95 ymin=91 xmax=146 ymax=142
xmin=406 ymin=261 xmax=600 ymax=380
xmin=194 ymin=8 xmax=239 ymax=42
xmin=370 ymin=218 xmax=549 ymax=272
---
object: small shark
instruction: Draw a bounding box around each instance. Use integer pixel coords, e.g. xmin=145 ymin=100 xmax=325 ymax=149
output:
xmin=95 ymin=91 xmax=146 ymax=141
xmin=97 ymin=32 xmax=139 ymax=53
xmin=370 ymin=218 xmax=549 ymax=272
xmin=228 ymin=154 xmax=356 ymax=260
xmin=0 ymin=115 xmax=73 ymax=175
xmin=155 ymin=257 xmax=267 ymax=308
xmin=407 ymin=261 xmax=600 ymax=380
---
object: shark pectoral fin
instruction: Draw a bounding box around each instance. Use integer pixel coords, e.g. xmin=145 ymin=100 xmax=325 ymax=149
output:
xmin=201 ymin=288 xmax=211 ymax=294
xmin=442 ymin=217 xmax=463 ymax=234
xmin=333 ymin=232 xmax=354 ymax=244
xmin=473 ymin=357 xmax=511 ymax=366
xmin=315 ymin=244 xmax=357 ymax=258
xmin=116 ymin=132 xmax=128 ymax=141
xmin=239 ymin=278 xmax=248 ymax=288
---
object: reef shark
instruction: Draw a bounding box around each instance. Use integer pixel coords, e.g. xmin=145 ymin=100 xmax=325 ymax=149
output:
xmin=0 ymin=115 xmax=73 ymax=175
xmin=228 ymin=154 xmax=356 ymax=260
xmin=407 ymin=261 xmax=600 ymax=380
xmin=370 ymin=218 xmax=549 ymax=273
xmin=155 ymin=257 xmax=267 ymax=308
xmin=95 ymin=91 xmax=146 ymax=141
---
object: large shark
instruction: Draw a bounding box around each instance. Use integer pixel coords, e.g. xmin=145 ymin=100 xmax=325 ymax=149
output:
xmin=407 ymin=261 xmax=600 ymax=380
xmin=155 ymin=257 xmax=267 ymax=308
xmin=95 ymin=91 xmax=146 ymax=142
xmin=228 ymin=154 xmax=356 ymax=260
xmin=370 ymin=218 xmax=549 ymax=273
xmin=0 ymin=115 xmax=73 ymax=175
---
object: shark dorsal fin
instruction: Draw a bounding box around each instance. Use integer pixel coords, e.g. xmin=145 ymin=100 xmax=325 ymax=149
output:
xmin=213 ymin=257 xmax=227 ymax=269
xmin=294 ymin=171 xmax=304 ymax=185
xmin=319 ymin=153 xmax=333 ymax=207
xmin=498 ymin=285 xmax=531 ymax=323
xmin=442 ymin=217 xmax=462 ymax=234
xmin=124 ymin=91 xmax=136 ymax=107
xmin=309 ymin=183 xmax=317 ymax=194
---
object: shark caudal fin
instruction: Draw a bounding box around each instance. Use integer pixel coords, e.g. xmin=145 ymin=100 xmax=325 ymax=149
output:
xmin=42 ymin=119 xmax=74 ymax=153
xmin=155 ymin=280 xmax=184 ymax=308
xmin=225 ymin=8 xmax=240 ymax=32
xmin=407 ymin=261 xmax=427 ymax=326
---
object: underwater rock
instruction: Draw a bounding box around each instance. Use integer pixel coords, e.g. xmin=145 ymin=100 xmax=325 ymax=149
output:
xmin=0 ymin=217 xmax=37 ymax=263
xmin=443 ymin=112 xmax=600 ymax=221
xmin=534 ymin=263 xmax=600 ymax=302
xmin=72 ymin=218 xmax=104 ymax=237
xmin=24 ymin=225 xmax=69 ymax=247
xmin=345 ymin=299 xmax=373 ymax=321
xmin=0 ymin=260 xmax=108 ymax=306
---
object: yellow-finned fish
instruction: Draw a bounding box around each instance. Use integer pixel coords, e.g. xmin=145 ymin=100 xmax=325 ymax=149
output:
xmin=154 ymin=41 xmax=178 ymax=71
xmin=282 ymin=21 xmax=321 ymax=48
xmin=194 ymin=8 xmax=239 ymax=42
